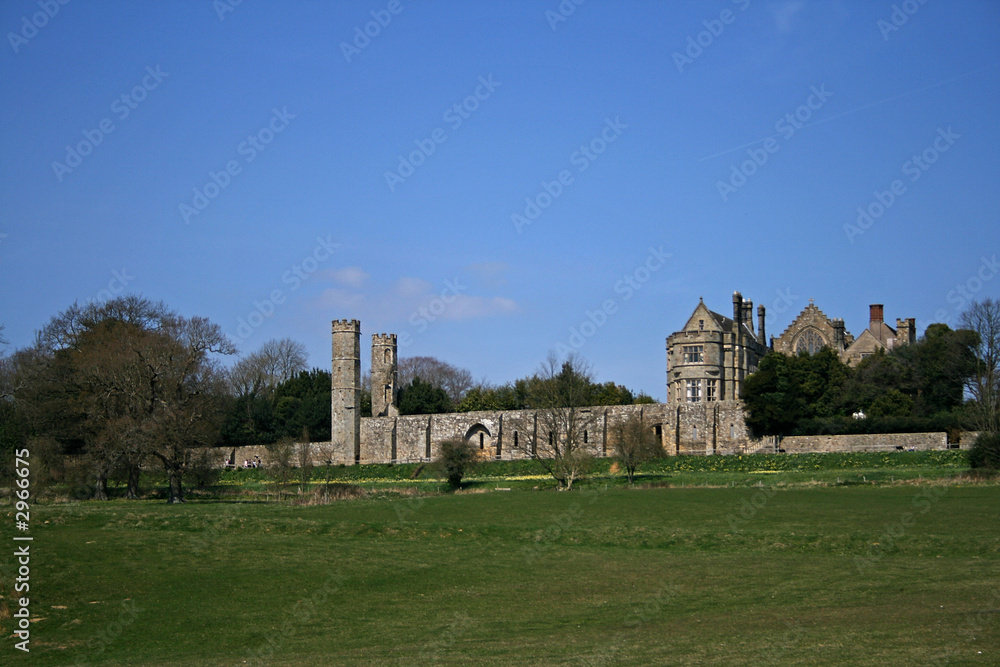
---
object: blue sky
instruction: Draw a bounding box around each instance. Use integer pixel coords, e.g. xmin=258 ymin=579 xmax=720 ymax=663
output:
xmin=1 ymin=0 xmax=998 ymax=400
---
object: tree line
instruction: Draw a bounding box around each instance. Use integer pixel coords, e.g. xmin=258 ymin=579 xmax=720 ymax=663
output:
xmin=0 ymin=295 xmax=657 ymax=501
xmin=741 ymin=303 xmax=999 ymax=453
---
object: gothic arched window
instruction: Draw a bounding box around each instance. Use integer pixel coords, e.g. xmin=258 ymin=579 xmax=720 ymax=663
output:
xmin=795 ymin=329 xmax=826 ymax=355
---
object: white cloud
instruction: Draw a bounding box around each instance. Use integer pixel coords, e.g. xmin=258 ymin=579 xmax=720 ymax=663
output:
xmin=393 ymin=276 xmax=433 ymax=297
xmin=441 ymin=295 xmax=518 ymax=320
xmin=464 ymin=261 xmax=509 ymax=289
xmin=326 ymin=266 xmax=369 ymax=288
xmin=312 ymin=271 xmax=518 ymax=327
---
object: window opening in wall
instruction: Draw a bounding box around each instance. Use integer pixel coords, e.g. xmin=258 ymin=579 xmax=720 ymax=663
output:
xmin=706 ymin=379 xmax=717 ymax=402
xmin=795 ymin=329 xmax=826 ymax=355
xmin=683 ymin=345 xmax=704 ymax=363
xmin=699 ymin=319 xmax=704 ymax=331
xmin=583 ymin=430 xmax=588 ymax=444
xmin=479 ymin=432 xmax=484 ymax=449
xmin=514 ymin=431 xmax=519 ymax=448
xmin=384 ymin=348 xmax=391 ymax=363
xmin=686 ymin=379 xmax=701 ymax=403
xmin=693 ymin=426 xmax=698 ymax=439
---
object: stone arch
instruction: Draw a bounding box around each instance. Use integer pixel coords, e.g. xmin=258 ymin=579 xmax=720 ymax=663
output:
xmin=464 ymin=423 xmax=493 ymax=454
xmin=795 ymin=327 xmax=827 ymax=355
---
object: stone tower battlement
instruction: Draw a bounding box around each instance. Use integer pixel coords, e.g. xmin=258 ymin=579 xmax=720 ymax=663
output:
xmin=332 ymin=319 xmax=361 ymax=331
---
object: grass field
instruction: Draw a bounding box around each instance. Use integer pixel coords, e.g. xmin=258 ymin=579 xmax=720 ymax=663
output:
xmin=3 ymin=453 xmax=1000 ymax=665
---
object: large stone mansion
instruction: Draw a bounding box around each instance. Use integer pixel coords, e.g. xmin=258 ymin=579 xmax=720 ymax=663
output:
xmin=326 ymin=294 xmax=918 ymax=464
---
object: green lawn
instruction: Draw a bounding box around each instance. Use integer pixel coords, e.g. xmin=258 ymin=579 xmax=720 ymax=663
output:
xmin=4 ymin=473 xmax=999 ymax=665
xmin=207 ymin=450 xmax=973 ymax=495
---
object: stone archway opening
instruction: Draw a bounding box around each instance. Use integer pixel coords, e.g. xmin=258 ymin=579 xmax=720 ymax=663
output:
xmin=464 ymin=424 xmax=494 ymax=459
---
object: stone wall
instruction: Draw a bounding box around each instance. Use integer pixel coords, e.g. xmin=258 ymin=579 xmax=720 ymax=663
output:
xmin=210 ymin=428 xmax=970 ymax=469
xmin=778 ymin=432 xmax=953 ymax=453
xmin=208 ymin=442 xmax=337 ymax=468
xmin=215 ymin=401 xmax=758 ymax=466
xmin=357 ymin=405 xmax=673 ymax=464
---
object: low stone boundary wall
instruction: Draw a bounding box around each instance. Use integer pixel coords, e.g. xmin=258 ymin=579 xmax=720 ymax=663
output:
xmin=778 ymin=432 xmax=954 ymax=454
xmin=201 ymin=442 xmax=336 ymax=469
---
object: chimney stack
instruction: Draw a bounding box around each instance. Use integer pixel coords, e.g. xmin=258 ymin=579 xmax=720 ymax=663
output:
xmin=732 ymin=291 xmax=744 ymax=344
xmin=869 ymin=304 xmax=884 ymax=327
xmin=833 ymin=318 xmax=845 ymax=350
xmin=896 ymin=317 xmax=916 ymax=345
xmin=757 ymin=304 xmax=766 ymax=344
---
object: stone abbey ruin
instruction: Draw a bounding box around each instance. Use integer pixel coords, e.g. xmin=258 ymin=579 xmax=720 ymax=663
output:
xmin=306 ymin=292 xmax=955 ymax=467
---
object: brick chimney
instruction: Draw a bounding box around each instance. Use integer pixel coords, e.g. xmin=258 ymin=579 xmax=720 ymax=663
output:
xmin=869 ymin=304 xmax=883 ymax=327
xmin=869 ymin=304 xmax=885 ymax=343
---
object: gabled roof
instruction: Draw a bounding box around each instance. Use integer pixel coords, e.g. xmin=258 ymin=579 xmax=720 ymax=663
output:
xmin=845 ymin=327 xmax=890 ymax=356
xmin=775 ymin=300 xmax=840 ymax=341
xmin=681 ymin=299 xmax=733 ymax=333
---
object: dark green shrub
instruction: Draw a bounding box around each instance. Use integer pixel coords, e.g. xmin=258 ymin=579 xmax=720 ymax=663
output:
xmin=968 ymin=432 xmax=1000 ymax=469
xmin=434 ymin=439 xmax=478 ymax=490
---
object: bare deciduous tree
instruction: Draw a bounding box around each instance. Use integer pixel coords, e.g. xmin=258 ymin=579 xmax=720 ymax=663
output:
xmin=228 ymin=338 xmax=307 ymax=399
xmin=397 ymin=356 xmax=473 ymax=404
xmin=524 ymin=353 xmax=598 ymax=490
xmin=612 ymin=413 xmax=664 ymax=484
xmin=960 ymin=298 xmax=1000 ymax=433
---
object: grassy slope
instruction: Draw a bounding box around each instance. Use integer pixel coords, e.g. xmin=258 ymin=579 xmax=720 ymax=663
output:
xmin=6 ymin=480 xmax=999 ymax=666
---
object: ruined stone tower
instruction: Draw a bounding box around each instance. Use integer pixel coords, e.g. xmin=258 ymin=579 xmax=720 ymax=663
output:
xmin=331 ymin=319 xmax=361 ymax=464
xmin=371 ymin=333 xmax=399 ymax=418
